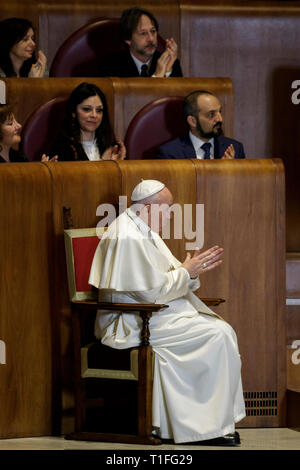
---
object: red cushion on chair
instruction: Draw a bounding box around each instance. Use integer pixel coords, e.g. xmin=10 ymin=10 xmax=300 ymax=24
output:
xmin=64 ymin=227 xmax=105 ymax=301
xmin=72 ymin=236 xmax=100 ymax=292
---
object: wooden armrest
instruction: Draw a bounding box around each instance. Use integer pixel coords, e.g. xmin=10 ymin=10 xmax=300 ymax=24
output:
xmin=71 ymin=301 xmax=168 ymax=346
xmin=71 ymin=299 xmax=224 ymax=346
xmin=71 ymin=300 xmax=168 ymax=312
xmin=201 ymin=298 xmax=225 ymax=307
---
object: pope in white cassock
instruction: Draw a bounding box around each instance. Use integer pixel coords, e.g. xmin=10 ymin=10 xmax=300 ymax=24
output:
xmin=89 ymin=179 xmax=246 ymax=446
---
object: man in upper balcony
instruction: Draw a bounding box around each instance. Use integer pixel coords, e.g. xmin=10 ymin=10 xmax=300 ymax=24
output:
xmin=99 ymin=7 xmax=183 ymax=78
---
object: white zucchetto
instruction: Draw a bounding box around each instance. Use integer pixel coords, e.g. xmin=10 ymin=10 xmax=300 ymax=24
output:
xmin=131 ymin=179 xmax=165 ymax=202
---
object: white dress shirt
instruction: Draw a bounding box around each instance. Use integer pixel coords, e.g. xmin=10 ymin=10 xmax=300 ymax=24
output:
xmin=130 ymin=52 xmax=171 ymax=77
xmin=189 ymin=131 xmax=214 ymax=159
xmin=82 ymin=140 xmax=101 ymax=161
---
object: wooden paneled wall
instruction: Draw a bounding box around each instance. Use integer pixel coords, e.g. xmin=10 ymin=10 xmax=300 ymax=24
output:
xmin=0 ymin=163 xmax=53 ymax=438
xmin=0 ymin=159 xmax=286 ymax=437
xmin=1 ymin=0 xmax=299 ymax=250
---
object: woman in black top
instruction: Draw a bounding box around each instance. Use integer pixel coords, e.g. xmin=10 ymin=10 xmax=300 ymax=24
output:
xmin=0 ymin=17 xmax=47 ymax=78
xmin=51 ymin=82 xmax=126 ymax=161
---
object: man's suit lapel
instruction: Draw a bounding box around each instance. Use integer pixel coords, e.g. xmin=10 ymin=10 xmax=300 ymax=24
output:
xmin=149 ymin=51 xmax=160 ymax=76
xmin=213 ymin=137 xmax=222 ymax=159
xmin=124 ymin=49 xmax=140 ymax=77
xmin=181 ymin=134 xmax=196 ymax=159
xmin=124 ymin=49 xmax=159 ymax=77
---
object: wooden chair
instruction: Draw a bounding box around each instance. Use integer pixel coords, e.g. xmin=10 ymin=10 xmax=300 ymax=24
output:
xmin=63 ymin=207 xmax=225 ymax=444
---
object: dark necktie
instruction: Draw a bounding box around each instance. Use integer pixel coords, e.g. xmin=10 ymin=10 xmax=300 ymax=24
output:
xmin=201 ymin=142 xmax=211 ymax=159
xmin=140 ymin=64 xmax=148 ymax=77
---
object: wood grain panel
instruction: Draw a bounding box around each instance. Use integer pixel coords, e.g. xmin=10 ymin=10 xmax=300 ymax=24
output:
xmin=47 ymin=160 xmax=122 ymax=433
xmin=0 ymin=162 xmax=53 ymax=437
xmin=193 ymin=158 xmax=286 ymax=426
xmin=0 ymin=2 xmax=38 ymax=25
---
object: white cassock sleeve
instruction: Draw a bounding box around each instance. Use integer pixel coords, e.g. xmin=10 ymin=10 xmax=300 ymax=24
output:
xmin=124 ymin=267 xmax=192 ymax=304
xmin=89 ymin=212 xmax=216 ymax=317
xmin=126 ymin=269 xmax=200 ymax=304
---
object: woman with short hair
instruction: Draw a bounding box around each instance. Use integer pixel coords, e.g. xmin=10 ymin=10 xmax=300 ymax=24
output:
xmin=0 ymin=104 xmax=56 ymax=162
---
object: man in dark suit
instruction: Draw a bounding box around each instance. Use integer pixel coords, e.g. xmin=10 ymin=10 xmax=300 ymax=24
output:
xmin=158 ymin=90 xmax=245 ymax=159
xmin=99 ymin=7 xmax=183 ymax=78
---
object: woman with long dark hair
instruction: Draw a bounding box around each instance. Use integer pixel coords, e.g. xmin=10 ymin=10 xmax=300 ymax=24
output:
xmin=0 ymin=17 xmax=47 ymax=78
xmin=51 ymin=82 xmax=126 ymax=161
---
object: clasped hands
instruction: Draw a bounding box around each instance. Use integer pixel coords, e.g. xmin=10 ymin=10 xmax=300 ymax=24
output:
xmin=182 ymin=245 xmax=223 ymax=279
xmin=41 ymin=141 xmax=126 ymax=163
xmin=155 ymin=37 xmax=178 ymax=77
xmin=102 ymin=141 xmax=126 ymax=160
xmin=41 ymin=154 xmax=58 ymax=162
xmin=222 ymin=144 xmax=235 ymax=159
